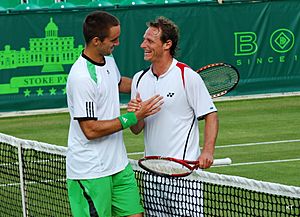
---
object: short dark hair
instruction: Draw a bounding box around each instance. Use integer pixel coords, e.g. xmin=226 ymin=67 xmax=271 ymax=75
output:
xmin=83 ymin=11 xmax=120 ymax=44
xmin=148 ymin=16 xmax=179 ymax=57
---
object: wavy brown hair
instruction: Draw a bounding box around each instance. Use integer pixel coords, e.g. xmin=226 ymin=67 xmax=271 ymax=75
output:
xmin=147 ymin=16 xmax=179 ymax=57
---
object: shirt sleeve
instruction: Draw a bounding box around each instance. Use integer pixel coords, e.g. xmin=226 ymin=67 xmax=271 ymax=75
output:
xmin=70 ymin=74 xmax=97 ymax=120
xmin=184 ymin=68 xmax=217 ymax=119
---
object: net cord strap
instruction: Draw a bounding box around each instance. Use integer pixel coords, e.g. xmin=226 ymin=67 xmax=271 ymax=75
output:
xmin=0 ymin=132 xmax=67 ymax=155
xmin=129 ymin=159 xmax=300 ymax=199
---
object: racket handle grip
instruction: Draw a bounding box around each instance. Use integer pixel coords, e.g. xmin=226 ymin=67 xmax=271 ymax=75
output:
xmin=213 ymin=157 xmax=232 ymax=166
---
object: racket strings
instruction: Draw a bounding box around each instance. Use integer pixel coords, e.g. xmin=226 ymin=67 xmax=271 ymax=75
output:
xmin=200 ymin=66 xmax=239 ymax=95
xmin=141 ymin=159 xmax=191 ymax=176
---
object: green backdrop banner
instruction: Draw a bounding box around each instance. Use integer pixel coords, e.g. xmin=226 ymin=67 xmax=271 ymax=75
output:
xmin=0 ymin=0 xmax=299 ymax=112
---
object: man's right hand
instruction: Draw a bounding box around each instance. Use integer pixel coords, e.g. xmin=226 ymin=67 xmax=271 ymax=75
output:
xmin=128 ymin=93 xmax=163 ymax=120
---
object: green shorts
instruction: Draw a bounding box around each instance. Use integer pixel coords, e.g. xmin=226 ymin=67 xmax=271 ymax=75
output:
xmin=67 ymin=163 xmax=144 ymax=217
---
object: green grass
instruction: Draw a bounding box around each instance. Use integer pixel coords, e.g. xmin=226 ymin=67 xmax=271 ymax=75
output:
xmin=0 ymin=113 xmax=70 ymax=146
xmin=0 ymin=96 xmax=299 ymax=186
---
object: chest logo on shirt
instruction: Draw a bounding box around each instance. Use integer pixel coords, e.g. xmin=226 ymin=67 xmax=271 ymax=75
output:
xmin=107 ymin=70 xmax=110 ymax=74
xmin=167 ymin=92 xmax=175 ymax=97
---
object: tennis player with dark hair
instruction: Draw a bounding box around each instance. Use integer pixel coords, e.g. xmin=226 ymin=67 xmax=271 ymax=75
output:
xmin=66 ymin=11 xmax=163 ymax=217
xmin=128 ymin=16 xmax=219 ymax=215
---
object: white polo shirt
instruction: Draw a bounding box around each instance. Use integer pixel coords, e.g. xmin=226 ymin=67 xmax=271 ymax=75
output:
xmin=131 ymin=59 xmax=217 ymax=161
xmin=66 ymin=54 xmax=128 ymax=179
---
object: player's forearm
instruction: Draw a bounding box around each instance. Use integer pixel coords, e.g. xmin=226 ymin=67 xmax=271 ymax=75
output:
xmin=130 ymin=120 xmax=145 ymax=134
xmin=119 ymin=77 xmax=132 ymax=93
xmin=79 ymin=118 xmax=123 ymax=140
xmin=80 ymin=95 xmax=163 ymax=139
xmin=202 ymin=112 xmax=219 ymax=154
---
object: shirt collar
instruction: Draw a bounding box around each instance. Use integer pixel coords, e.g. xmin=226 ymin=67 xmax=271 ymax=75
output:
xmin=81 ymin=51 xmax=106 ymax=66
xmin=150 ymin=58 xmax=178 ymax=78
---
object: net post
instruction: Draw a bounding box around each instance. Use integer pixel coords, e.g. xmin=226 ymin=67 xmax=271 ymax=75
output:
xmin=18 ymin=143 xmax=27 ymax=217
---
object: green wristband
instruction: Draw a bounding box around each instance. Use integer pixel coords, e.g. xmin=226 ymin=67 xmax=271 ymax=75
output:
xmin=118 ymin=112 xmax=138 ymax=129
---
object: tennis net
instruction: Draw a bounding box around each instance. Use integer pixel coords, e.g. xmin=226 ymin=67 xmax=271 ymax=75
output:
xmin=0 ymin=133 xmax=299 ymax=216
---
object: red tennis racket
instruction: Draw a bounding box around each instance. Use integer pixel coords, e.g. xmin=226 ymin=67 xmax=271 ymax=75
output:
xmin=138 ymin=156 xmax=232 ymax=177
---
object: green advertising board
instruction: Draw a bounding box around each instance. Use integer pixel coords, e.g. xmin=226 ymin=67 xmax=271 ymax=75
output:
xmin=0 ymin=0 xmax=299 ymax=112
xmin=0 ymin=15 xmax=84 ymax=112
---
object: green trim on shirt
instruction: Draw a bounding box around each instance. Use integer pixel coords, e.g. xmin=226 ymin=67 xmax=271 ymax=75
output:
xmin=86 ymin=60 xmax=97 ymax=84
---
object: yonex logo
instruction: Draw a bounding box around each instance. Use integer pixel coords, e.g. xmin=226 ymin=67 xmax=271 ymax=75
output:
xmin=122 ymin=117 xmax=128 ymax=123
xmin=167 ymin=92 xmax=175 ymax=97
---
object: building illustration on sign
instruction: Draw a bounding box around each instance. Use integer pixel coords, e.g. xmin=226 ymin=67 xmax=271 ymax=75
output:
xmin=0 ymin=17 xmax=83 ymax=96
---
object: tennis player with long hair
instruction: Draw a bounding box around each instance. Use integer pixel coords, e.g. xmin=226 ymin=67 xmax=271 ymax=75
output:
xmin=66 ymin=11 xmax=163 ymax=217
xmin=128 ymin=16 xmax=219 ymax=215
